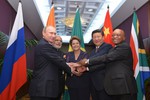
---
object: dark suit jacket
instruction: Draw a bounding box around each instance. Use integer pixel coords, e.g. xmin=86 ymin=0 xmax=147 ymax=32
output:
xmin=88 ymin=43 xmax=112 ymax=91
xmin=89 ymin=41 xmax=138 ymax=95
xmin=29 ymin=39 xmax=71 ymax=98
xmin=57 ymin=49 xmax=65 ymax=96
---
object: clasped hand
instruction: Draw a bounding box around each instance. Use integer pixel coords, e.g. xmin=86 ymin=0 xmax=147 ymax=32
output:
xmin=67 ymin=61 xmax=87 ymax=76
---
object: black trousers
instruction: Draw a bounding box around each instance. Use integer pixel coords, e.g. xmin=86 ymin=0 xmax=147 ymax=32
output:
xmin=90 ymin=82 xmax=112 ymax=100
xmin=111 ymin=94 xmax=137 ymax=100
xmin=68 ymin=87 xmax=90 ymax=100
xmin=30 ymin=96 xmax=58 ymax=100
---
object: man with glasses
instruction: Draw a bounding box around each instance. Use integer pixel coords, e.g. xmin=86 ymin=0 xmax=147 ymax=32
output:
xmin=53 ymin=35 xmax=65 ymax=100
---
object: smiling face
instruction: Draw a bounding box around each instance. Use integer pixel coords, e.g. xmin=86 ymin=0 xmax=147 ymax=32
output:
xmin=92 ymin=32 xmax=104 ymax=46
xmin=42 ymin=26 xmax=56 ymax=43
xmin=71 ymin=39 xmax=80 ymax=51
xmin=53 ymin=35 xmax=62 ymax=49
xmin=112 ymin=29 xmax=125 ymax=45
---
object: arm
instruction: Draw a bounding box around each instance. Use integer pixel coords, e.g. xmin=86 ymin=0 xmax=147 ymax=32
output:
xmin=41 ymin=44 xmax=72 ymax=74
xmin=89 ymin=43 xmax=131 ymax=65
xmin=88 ymin=63 xmax=106 ymax=72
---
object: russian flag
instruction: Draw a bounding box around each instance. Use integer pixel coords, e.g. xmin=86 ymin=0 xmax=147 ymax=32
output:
xmin=0 ymin=2 xmax=27 ymax=100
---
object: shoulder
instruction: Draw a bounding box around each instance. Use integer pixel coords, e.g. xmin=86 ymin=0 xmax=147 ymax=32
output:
xmin=37 ymin=39 xmax=51 ymax=47
xmin=102 ymin=43 xmax=112 ymax=49
xmin=118 ymin=41 xmax=130 ymax=49
xmin=66 ymin=51 xmax=74 ymax=56
xmin=81 ymin=50 xmax=87 ymax=55
xmin=116 ymin=42 xmax=132 ymax=53
xmin=103 ymin=43 xmax=112 ymax=47
xmin=38 ymin=39 xmax=47 ymax=44
xmin=37 ymin=39 xmax=56 ymax=52
xmin=80 ymin=50 xmax=89 ymax=58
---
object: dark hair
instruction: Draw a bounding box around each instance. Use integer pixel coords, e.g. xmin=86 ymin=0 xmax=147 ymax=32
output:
xmin=91 ymin=29 xmax=104 ymax=37
xmin=69 ymin=36 xmax=81 ymax=45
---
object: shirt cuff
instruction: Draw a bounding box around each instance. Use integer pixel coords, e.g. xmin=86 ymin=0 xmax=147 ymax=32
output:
xmin=85 ymin=59 xmax=89 ymax=64
xmin=86 ymin=67 xmax=89 ymax=71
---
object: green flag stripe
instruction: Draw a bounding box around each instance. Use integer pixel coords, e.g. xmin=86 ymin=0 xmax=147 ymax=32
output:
xmin=65 ymin=8 xmax=85 ymax=100
xmin=133 ymin=12 xmax=139 ymax=36
xmin=133 ymin=11 xmax=150 ymax=100
xmin=132 ymin=12 xmax=144 ymax=100
xmin=139 ymin=53 xmax=149 ymax=66
xmin=136 ymin=73 xmax=143 ymax=100
xmin=71 ymin=8 xmax=85 ymax=50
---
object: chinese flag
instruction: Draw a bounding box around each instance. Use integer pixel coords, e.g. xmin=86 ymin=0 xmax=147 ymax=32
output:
xmin=103 ymin=9 xmax=114 ymax=46
xmin=46 ymin=2 xmax=56 ymax=27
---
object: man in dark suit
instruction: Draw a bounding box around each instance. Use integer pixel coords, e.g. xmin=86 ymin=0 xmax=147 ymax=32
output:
xmin=88 ymin=29 xmax=112 ymax=100
xmin=29 ymin=26 xmax=76 ymax=100
xmin=53 ymin=35 xmax=65 ymax=100
xmin=80 ymin=29 xmax=138 ymax=100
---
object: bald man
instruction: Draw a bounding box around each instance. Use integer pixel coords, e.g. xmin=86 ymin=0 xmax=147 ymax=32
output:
xmin=80 ymin=29 xmax=138 ymax=100
xmin=29 ymin=26 xmax=75 ymax=100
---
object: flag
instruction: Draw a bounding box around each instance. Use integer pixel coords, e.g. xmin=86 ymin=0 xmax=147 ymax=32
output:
xmin=68 ymin=8 xmax=85 ymax=52
xmin=63 ymin=85 xmax=70 ymax=100
xmin=103 ymin=7 xmax=114 ymax=46
xmin=46 ymin=2 xmax=56 ymax=27
xmin=0 ymin=2 xmax=27 ymax=100
xmin=63 ymin=7 xmax=86 ymax=100
xmin=130 ymin=11 xmax=150 ymax=100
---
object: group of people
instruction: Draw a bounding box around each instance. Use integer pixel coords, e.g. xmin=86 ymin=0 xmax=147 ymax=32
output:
xmin=29 ymin=26 xmax=138 ymax=100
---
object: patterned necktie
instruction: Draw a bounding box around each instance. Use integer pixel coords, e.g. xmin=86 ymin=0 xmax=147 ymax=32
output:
xmin=95 ymin=47 xmax=99 ymax=52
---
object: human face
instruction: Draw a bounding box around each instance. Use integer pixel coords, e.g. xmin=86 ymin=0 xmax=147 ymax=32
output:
xmin=112 ymin=29 xmax=125 ymax=45
xmin=42 ymin=26 xmax=56 ymax=43
xmin=71 ymin=39 xmax=80 ymax=51
xmin=53 ymin=36 xmax=62 ymax=49
xmin=92 ymin=32 xmax=104 ymax=46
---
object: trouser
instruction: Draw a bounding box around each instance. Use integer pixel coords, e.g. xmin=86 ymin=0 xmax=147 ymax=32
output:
xmin=68 ymin=87 xmax=90 ymax=100
xmin=30 ymin=96 xmax=58 ymax=100
xmin=90 ymin=85 xmax=112 ymax=100
xmin=111 ymin=93 xmax=137 ymax=100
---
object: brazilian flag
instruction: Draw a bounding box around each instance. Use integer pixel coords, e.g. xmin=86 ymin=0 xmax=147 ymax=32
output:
xmin=68 ymin=7 xmax=85 ymax=52
xmin=63 ymin=7 xmax=85 ymax=100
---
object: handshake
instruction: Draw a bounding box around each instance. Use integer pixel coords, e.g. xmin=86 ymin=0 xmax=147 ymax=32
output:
xmin=67 ymin=58 xmax=88 ymax=76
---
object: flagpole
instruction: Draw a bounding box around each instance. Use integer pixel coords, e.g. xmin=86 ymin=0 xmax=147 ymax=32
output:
xmin=133 ymin=7 xmax=136 ymax=11
xmin=107 ymin=5 xmax=109 ymax=9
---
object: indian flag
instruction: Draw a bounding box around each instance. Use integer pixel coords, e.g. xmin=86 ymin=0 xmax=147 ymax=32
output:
xmin=46 ymin=2 xmax=55 ymax=27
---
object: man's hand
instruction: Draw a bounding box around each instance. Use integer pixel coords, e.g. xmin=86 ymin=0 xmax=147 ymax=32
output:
xmin=72 ymin=70 xmax=83 ymax=76
xmin=77 ymin=66 xmax=87 ymax=73
xmin=78 ymin=58 xmax=88 ymax=66
xmin=68 ymin=62 xmax=82 ymax=68
xmin=68 ymin=62 xmax=87 ymax=76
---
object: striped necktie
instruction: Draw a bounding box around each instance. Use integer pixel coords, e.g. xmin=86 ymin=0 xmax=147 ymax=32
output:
xmin=95 ymin=47 xmax=99 ymax=52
